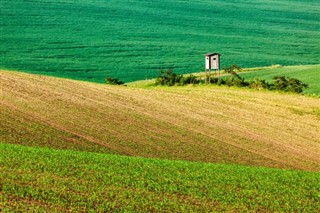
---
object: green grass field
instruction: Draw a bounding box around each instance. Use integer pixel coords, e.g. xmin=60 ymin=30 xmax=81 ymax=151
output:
xmin=1 ymin=0 xmax=319 ymax=82
xmin=1 ymin=143 xmax=319 ymax=212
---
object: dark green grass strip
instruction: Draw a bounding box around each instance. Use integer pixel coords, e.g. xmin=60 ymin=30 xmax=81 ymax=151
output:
xmin=1 ymin=143 xmax=319 ymax=212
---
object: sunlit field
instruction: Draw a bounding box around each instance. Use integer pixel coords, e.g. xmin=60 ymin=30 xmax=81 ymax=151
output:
xmin=1 ymin=1 xmax=319 ymax=210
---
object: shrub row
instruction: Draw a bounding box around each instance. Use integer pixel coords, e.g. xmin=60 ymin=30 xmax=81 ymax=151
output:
xmin=155 ymin=69 xmax=199 ymax=86
xmin=104 ymin=65 xmax=308 ymax=94
xmin=154 ymin=66 xmax=308 ymax=94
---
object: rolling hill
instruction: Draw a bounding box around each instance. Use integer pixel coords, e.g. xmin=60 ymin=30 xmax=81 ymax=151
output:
xmin=1 ymin=0 xmax=319 ymax=82
xmin=1 ymin=70 xmax=319 ymax=171
xmin=2 ymin=0 xmax=319 ymax=210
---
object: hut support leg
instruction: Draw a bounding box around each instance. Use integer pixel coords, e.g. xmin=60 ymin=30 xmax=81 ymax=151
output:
xmin=205 ymin=69 xmax=208 ymax=84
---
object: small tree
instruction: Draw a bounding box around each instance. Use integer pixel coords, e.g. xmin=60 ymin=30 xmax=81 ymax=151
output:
xmin=223 ymin=64 xmax=242 ymax=75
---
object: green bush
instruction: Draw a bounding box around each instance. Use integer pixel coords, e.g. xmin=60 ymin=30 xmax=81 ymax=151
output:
xmin=105 ymin=77 xmax=125 ymax=85
xmin=155 ymin=69 xmax=199 ymax=86
xmin=271 ymin=76 xmax=288 ymax=91
xmin=249 ymin=78 xmax=270 ymax=90
xmin=271 ymin=76 xmax=308 ymax=93
xmin=180 ymin=74 xmax=199 ymax=85
xmin=225 ymin=76 xmax=248 ymax=87
xmin=223 ymin=66 xmax=248 ymax=87
xmin=217 ymin=78 xmax=226 ymax=85
xmin=207 ymin=77 xmax=219 ymax=84
xmin=287 ymin=77 xmax=308 ymax=93
xmin=155 ymin=69 xmax=181 ymax=86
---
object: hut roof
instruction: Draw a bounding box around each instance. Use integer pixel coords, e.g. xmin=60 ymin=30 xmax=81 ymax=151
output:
xmin=205 ymin=52 xmax=221 ymax=56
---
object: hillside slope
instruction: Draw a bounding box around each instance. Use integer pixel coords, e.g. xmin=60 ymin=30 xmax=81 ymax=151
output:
xmin=1 ymin=70 xmax=319 ymax=171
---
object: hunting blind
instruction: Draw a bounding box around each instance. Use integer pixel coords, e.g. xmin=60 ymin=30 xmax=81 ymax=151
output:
xmin=205 ymin=52 xmax=221 ymax=82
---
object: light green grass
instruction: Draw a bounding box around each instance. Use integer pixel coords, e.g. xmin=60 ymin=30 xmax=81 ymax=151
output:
xmin=1 ymin=0 xmax=319 ymax=82
xmin=1 ymin=143 xmax=320 ymax=212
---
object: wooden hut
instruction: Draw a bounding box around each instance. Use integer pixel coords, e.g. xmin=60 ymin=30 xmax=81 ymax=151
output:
xmin=205 ymin=53 xmax=221 ymax=82
xmin=205 ymin=53 xmax=221 ymax=70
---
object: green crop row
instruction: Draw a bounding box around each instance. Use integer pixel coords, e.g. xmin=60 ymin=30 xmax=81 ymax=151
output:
xmin=1 ymin=143 xmax=319 ymax=212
